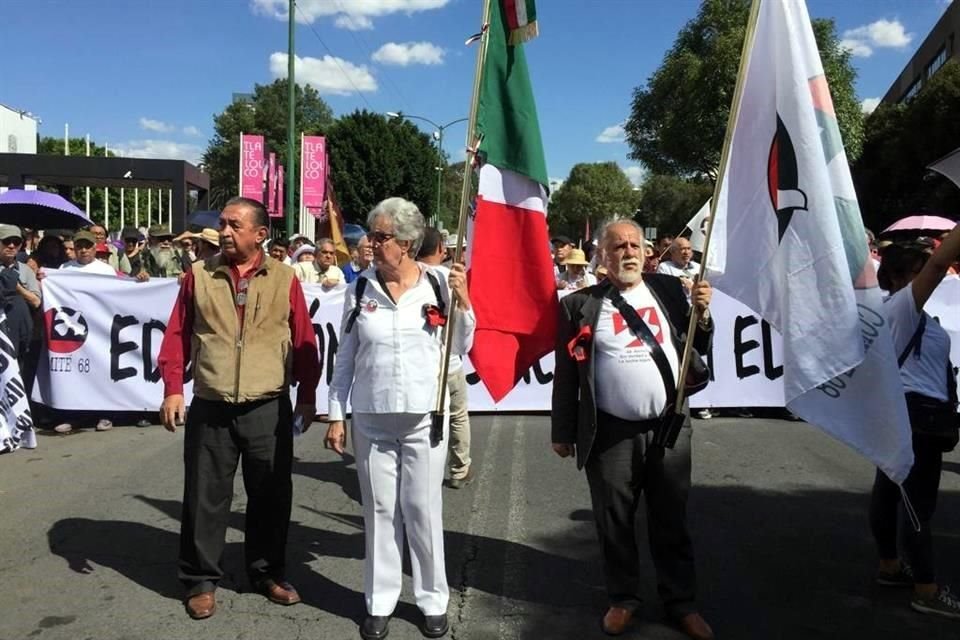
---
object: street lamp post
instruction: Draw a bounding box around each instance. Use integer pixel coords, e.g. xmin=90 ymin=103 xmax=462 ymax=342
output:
xmin=387 ymin=112 xmax=468 ymax=227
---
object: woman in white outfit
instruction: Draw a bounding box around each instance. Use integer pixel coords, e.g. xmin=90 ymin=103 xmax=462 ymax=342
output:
xmin=325 ymin=197 xmax=475 ymax=640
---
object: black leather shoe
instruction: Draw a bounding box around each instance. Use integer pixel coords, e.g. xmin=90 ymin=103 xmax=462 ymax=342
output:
xmin=420 ymin=613 xmax=449 ymax=638
xmin=360 ymin=615 xmax=390 ymax=640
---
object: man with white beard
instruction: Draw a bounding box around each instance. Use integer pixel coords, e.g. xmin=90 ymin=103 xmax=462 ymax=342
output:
xmin=551 ymin=220 xmax=716 ymax=640
xmin=142 ymin=225 xmax=184 ymax=278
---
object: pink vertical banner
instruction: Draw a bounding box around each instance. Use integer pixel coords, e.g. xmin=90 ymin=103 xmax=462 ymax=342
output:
xmin=300 ymin=135 xmax=327 ymax=218
xmin=277 ymin=165 xmax=285 ymax=219
xmin=266 ymin=152 xmax=278 ymax=217
xmin=239 ymin=133 xmax=266 ymax=203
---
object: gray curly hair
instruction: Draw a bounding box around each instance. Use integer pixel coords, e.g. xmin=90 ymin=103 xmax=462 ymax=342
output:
xmin=367 ymin=197 xmax=426 ymax=257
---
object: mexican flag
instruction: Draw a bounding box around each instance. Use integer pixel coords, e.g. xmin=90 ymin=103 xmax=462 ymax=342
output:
xmin=468 ymin=0 xmax=555 ymax=402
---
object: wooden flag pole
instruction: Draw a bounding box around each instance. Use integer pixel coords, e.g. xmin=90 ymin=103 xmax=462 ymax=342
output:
xmin=671 ymin=0 xmax=762 ymax=428
xmin=430 ymin=0 xmax=493 ymax=442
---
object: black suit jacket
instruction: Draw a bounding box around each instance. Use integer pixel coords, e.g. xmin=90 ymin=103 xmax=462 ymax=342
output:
xmin=551 ymin=274 xmax=713 ymax=469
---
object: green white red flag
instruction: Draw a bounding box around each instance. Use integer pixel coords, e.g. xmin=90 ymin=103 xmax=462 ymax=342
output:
xmin=503 ymin=0 xmax=538 ymax=44
xmin=468 ymin=0 xmax=554 ymax=402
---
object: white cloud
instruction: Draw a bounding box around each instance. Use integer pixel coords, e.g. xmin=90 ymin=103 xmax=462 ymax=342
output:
xmin=860 ymin=97 xmax=881 ymax=114
xmin=182 ymin=126 xmax=202 ymax=137
xmin=839 ymin=39 xmax=873 ymax=58
xmin=372 ymin=41 xmax=444 ymax=66
xmin=622 ymin=165 xmax=647 ymax=187
xmin=596 ymin=123 xmax=625 ymax=144
xmin=841 ymin=19 xmax=913 ymax=57
xmin=335 ymin=14 xmax=373 ymax=30
xmin=111 ymin=139 xmax=204 ymax=164
xmin=139 ymin=117 xmax=176 ymax=133
xmin=251 ymin=0 xmax=449 ymax=29
xmin=269 ymin=52 xmax=377 ymax=95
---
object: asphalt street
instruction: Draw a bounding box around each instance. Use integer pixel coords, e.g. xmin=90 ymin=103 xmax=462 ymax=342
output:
xmin=2 ymin=414 xmax=960 ymax=640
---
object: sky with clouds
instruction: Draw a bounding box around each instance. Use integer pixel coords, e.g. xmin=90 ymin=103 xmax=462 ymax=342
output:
xmin=0 ymin=0 xmax=951 ymax=190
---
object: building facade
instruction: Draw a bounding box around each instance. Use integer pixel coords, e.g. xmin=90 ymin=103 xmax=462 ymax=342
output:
xmin=881 ymin=2 xmax=960 ymax=105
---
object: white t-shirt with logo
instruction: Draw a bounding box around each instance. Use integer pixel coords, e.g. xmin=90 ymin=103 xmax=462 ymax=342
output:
xmin=594 ymin=282 xmax=679 ymax=421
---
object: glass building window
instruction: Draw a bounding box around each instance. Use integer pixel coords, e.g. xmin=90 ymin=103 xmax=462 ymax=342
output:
xmin=927 ymin=46 xmax=948 ymax=78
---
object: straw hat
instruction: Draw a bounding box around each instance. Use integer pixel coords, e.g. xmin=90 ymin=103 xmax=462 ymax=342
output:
xmin=563 ymin=248 xmax=589 ymax=266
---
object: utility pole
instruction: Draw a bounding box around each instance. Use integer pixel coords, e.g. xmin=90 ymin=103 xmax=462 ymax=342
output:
xmin=286 ymin=0 xmax=296 ymax=238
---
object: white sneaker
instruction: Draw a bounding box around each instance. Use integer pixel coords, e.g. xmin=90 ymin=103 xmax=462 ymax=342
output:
xmin=53 ymin=423 xmax=73 ymax=434
xmin=695 ymin=409 xmax=713 ymax=420
xmin=95 ymin=419 xmax=113 ymax=432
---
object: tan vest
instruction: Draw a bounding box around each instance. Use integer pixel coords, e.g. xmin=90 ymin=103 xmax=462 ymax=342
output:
xmin=190 ymin=253 xmax=295 ymax=403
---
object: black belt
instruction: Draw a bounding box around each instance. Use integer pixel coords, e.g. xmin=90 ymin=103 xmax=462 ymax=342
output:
xmin=597 ymin=410 xmax=660 ymax=433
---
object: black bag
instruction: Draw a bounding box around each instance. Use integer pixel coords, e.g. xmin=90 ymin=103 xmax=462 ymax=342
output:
xmin=898 ymin=315 xmax=959 ymax=453
xmin=606 ymin=288 xmax=710 ymax=449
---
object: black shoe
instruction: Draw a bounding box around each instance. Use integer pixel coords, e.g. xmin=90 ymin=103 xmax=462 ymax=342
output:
xmin=420 ymin=613 xmax=449 ymax=638
xmin=360 ymin=615 xmax=390 ymax=640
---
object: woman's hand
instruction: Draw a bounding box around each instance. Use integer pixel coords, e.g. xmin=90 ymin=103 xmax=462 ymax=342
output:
xmin=449 ymin=263 xmax=472 ymax=310
xmin=325 ymin=420 xmax=347 ymax=455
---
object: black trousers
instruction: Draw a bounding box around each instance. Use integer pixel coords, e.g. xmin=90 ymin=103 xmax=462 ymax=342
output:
xmin=585 ymin=411 xmax=697 ymax=619
xmin=869 ymin=433 xmax=943 ymax=584
xmin=179 ymin=395 xmax=293 ymax=596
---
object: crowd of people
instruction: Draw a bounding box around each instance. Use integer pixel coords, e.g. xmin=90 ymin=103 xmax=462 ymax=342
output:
xmin=3 ymin=196 xmax=958 ymax=639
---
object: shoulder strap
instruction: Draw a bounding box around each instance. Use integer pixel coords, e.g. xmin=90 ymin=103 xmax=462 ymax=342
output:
xmin=425 ymin=270 xmax=446 ymax=315
xmin=897 ymin=314 xmax=926 ymax=368
xmin=606 ymin=287 xmax=677 ymax=411
xmin=344 ymin=277 xmax=368 ymax=334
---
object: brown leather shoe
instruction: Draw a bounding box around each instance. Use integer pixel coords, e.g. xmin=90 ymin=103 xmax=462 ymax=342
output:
xmin=185 ymin=591 xmax=216 ymax=620
xmin=678 ymin=612 xmax=714 ymax=640
xmin=257 ymin=579 xmax=301 ymax=605
xmin=601 ymin=606 xmax=633 ymax=636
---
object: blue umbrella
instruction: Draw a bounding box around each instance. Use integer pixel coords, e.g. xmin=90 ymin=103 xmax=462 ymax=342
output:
xmin=0 ymin=189 xmax=91 ymax=229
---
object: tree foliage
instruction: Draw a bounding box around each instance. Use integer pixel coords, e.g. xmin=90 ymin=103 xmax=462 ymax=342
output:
xmin=853 ymin=61 xmax=960 ymax=230
xmin=202 ymin=79 xmax=335 ymax=211
xmin=326 ymin=110 xmax=439 ymax=224
xmin=625 ymin=0 xmax=863 ymax=178
xmin=633 ymin=174 xmax=714 ymax=238
xmin=547 ymin=162 xmax=639 ymax=237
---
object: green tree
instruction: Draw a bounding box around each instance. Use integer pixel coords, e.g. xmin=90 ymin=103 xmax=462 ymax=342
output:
xmin=202 ymin=79 xmax=335 ymax=211
xmin=548 ymin=162 xmax=639 ymax=237
xmin=327 ymin=110 xmax=438 ymax=224
xmin=634 ymin=174 xmax=714 ymax=238
xmin=625 ymin=0 xmax=863 ymax=178
xmin=853 ymin=61 xmax=960 ymax=230
xmin=438 ymin=161 xmax=478 ymax=232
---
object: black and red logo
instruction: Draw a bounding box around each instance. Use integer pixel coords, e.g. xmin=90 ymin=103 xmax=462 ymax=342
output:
xmin=767 ymin=115 xmax=808 ymax=242
xmin=44 ymin=307 xmax=89 ymax=353
xmin=612 ymin=307 xmax=664 ymax=348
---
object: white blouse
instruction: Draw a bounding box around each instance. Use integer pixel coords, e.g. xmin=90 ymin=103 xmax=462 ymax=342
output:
xmin=327 ymin=265 xmax=476 ymax=421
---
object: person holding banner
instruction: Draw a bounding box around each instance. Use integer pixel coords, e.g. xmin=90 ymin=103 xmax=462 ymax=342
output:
xmin=158 ymin=197 xmax=320 ymax=621
xmin=870 ymin=224 xmax=960 ymax=620
xmin=325 ymin=197 xmax=475 ymax=640
xmin=551 ymin=220 xmax=715 ymax=640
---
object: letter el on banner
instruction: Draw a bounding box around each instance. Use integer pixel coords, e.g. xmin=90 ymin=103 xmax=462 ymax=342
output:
xmin=31 ymin=272 xmax=960 ymax=414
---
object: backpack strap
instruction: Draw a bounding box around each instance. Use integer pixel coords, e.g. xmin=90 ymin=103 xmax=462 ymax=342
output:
xmin=425 ymin=270 xmax=446 ymax=316
xmin=344 ymin=276 xmax=368 ymax=334
xmin=898 ymin=314 xmax=926 ymax=368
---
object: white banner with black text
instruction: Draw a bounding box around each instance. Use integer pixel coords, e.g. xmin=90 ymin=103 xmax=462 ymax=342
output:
xmin=31 ymin=271 xmax=960 ymax=413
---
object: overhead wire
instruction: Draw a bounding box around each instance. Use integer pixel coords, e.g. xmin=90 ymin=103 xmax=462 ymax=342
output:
xmin=294 ymin=3 xmax=376 ymax=111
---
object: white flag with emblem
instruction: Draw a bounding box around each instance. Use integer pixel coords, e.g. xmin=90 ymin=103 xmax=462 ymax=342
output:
xmin=685 ymin=199 xmax=711 ymax=252
xmin=707 ymin=0 xmax=913 ymax=483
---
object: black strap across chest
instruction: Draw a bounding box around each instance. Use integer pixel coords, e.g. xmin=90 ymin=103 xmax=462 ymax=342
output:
xmin=344 ymin=270 xmax=444 ymax=334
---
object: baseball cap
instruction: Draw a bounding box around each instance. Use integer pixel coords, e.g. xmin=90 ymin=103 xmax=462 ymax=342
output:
xmin=94 ymin=242 xmax=111 ymax=254
xmin=0 ymin=224 xmax=23 ymax=240
xmin=74 ymin=230 xmax=97 ymax=245
xmin=149 ymin=224 xmax=173 ymax=238
xmin=121 ymin=226 xmax=140 ymax=241
xmin=551 ymin=235 xmax=574 ymax=246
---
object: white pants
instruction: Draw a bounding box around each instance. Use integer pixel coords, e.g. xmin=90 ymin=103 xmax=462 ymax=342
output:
xmin=352 ymin=412 xmax=449 ymax=616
